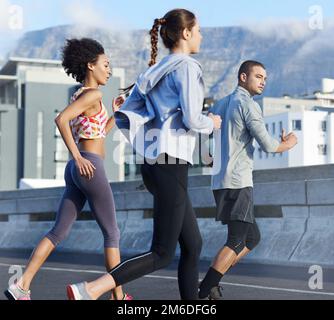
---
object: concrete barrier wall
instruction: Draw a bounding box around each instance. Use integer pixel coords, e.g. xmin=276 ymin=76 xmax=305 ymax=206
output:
xmin=0 ymin=164 xmax=334 ymax=267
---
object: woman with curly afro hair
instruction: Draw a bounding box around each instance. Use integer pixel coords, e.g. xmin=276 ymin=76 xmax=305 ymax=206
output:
xmin=4 ymin=38 xmax=132 ymax=301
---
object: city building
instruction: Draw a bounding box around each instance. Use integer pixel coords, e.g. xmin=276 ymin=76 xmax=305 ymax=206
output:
xmin=261 ymin=78 xmax=334 ymax=117
xmin=254 ymin=111 xmax=334 ymax=170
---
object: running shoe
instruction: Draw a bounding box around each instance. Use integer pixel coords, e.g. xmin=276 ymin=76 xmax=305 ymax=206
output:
xmin=208 ymin=285 xmax=223 ymax=300
xmin=4 ymin=282 xmax=31 ymax=300
xmin=122 ymin=293 xmax=133 ymax=300
xmin=67 ymin=282 xmax=92 ymax=300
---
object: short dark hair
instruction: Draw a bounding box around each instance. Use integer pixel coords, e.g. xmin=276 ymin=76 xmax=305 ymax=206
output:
xmin=61 ymin=38 xmax=105 ymax=84
xmin=238 ymin=60 xmax=266 ymax=82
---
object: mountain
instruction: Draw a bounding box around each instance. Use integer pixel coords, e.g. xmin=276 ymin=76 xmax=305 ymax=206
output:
xmin=9 ymin=24 xmax=334 ymax=99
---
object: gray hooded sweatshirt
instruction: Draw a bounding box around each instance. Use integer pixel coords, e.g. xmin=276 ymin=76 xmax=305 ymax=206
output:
xmin=115 ymin=53 xmax=214 ymax=164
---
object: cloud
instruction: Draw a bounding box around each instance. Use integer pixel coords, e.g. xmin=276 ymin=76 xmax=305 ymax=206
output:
xmin=244 ymin=18 xmax=312 ymax=41
xmin=62 ymin=0 xmax=139 ymax=56
xmin=295 ymin=22 xmax=334 ymax=58
xmin=63 ymin=0 xmax=131 ymax=31
xmin=243 ymin=17 xmax=334 ymax=59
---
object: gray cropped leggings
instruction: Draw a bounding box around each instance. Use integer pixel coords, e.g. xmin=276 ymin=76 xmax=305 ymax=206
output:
xmin=46 ymin=152 xmax=120 ymax=248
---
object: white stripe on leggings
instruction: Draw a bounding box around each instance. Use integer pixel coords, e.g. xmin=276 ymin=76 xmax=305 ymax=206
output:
xmin=108 ymin=251 xmax=153 ymax=275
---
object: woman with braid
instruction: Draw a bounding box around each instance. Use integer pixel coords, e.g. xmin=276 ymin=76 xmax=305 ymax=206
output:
xmin=66 ymin=9 xmax=222 ymax=300
xmin=4 ymin=38 xmax=132 ymax=301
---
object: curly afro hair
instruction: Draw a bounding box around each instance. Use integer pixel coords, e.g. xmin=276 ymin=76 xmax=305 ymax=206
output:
xmin=61 ymin=38 xmax=105 ymax=84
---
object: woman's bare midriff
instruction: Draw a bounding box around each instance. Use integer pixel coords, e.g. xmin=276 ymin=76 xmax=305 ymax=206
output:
xmin=78 ymin=139 xmax=106 ymax=159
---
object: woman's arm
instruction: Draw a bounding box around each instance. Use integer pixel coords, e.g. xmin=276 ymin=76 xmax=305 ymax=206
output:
xmin=105 ymin=117 xmax=116 ymax=134
xmin=105 ymin=96 xmax=125 ymax=134
xmin=55 ymin=89 xmax=102 ymax=179
xmin=173 ymin=62 xmax=220 ymax=134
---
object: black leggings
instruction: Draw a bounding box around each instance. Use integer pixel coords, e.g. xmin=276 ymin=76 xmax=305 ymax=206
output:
xmin=109 ymin=157 xmax=203 ymax=300
xmin=225 ymin=220 xmax=261 ymax=255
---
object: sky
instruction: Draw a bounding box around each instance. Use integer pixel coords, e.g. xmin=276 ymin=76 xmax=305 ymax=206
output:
xmin=1 ymin=0 xmax=334 ymax=57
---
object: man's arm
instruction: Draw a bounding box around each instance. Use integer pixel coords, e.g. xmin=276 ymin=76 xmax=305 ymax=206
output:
xmin=242 ymin=101 xmax=280 ymax=153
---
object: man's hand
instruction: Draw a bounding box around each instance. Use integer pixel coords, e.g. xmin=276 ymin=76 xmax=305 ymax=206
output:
xmin=276 ymin=129 xmax=298 ymax=153
xmin=281 ymin=129 xmax=297 ymax=142
xmin=281 ymin=129 xmax=298 ymax=149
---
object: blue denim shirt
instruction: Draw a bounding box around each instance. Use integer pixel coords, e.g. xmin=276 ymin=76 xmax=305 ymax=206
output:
xmin=115 ymin=53 xmax=214 ymax=164
xmin=210 ymin=86 xmax=280 ymax=189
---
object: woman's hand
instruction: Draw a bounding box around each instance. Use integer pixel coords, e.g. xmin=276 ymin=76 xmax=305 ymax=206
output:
xmin=74 ymin=156 xmax=96 ymax=180
xmin=112 ymin=96 xmax=125 ymax=113
xmin=208 ymin=113 xmax=222 ymax=130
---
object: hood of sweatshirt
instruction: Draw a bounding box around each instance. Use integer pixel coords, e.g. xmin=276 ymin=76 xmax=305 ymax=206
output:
xmin=136 ymin=53 xmax=202 ymax=95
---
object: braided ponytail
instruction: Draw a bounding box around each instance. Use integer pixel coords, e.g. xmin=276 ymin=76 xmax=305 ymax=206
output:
xmin=120 ymin=18 xmax=165 ymax=95
xmin=121 ymin=10 xmax=196 ymax=95
xmin=149 ymin=18 xmax=166 ymax=67
xmin=148 ymin=10 xmax=196 ymax=67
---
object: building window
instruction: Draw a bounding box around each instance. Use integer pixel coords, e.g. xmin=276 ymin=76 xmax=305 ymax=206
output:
xmin=0 ymin=86 xmax=5 ymax=104
xmin=292 ymin=120 xmax=302 ymax=131
xmin=54 ymin=113 xmax=69 ymax=179
xmin=54 ymin=150 xmax=69 ymax=162
xmin=7 ymin=83 xmax=16 ymax=105
xmin=55 ymin=162 xmax=67 ymax=180
xmin=54 ymin=128 xmax=68 ymax=161
xmin=317 ymin=144 xmax=327 ymax=155
xmin=272 ymin=123 xmax=276 ymax=135
xmin=0 ymin=113 xmax=1 ymax=184
xmin=286 ymin=105 xmax=291 ymax=109
xmin=279 ymin=121 xmax=283 ymax=134
xmin=55 ymin=126 xmax=62 ymax=137
xmin=124 ymin=163 xmax=141 ymax=178
xmin=36 ymin=112 xmax=43 ymax=179
xmin=258 ymin=148 xmax=262 ymax=159
xmin=320 ymin=121 xmax=327 ymax=132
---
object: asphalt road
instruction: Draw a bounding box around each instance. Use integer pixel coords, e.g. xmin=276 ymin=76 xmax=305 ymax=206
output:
xmin=0 ymin=249 xmax=334 ymax=301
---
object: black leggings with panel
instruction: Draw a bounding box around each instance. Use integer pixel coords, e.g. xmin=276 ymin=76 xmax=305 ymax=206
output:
xmin=109 ymin=156 xmax=202 ymax=300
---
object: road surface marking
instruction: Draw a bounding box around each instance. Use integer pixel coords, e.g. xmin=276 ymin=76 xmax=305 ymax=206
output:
xmin=1 ymin=262 xmax=334 ymax=296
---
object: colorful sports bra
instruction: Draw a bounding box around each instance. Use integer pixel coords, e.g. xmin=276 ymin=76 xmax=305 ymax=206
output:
xmin=70 ymin=87 xmax=109 ymax=144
